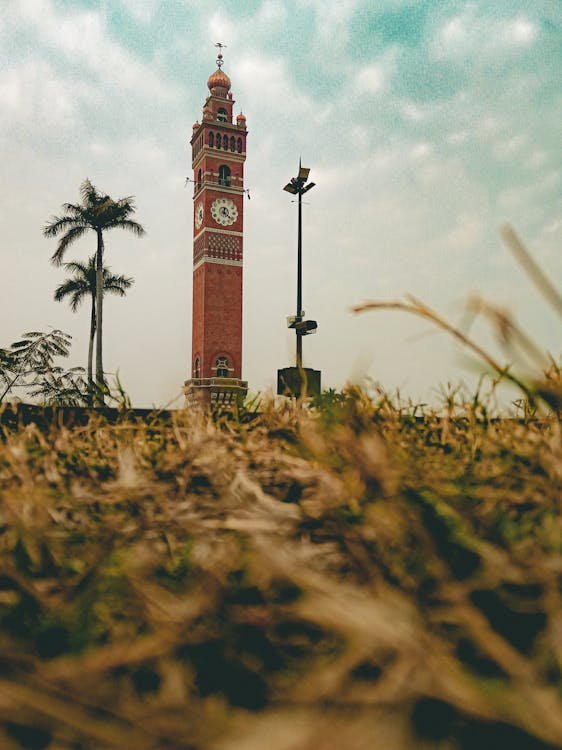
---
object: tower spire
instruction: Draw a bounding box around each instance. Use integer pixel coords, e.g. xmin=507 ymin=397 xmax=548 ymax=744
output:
xmin=214 ymin=41 xmax=227 ymax=69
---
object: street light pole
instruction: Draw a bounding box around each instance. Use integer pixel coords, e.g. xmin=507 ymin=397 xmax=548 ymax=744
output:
xmin=283 ymin=162 xmax=316 ymax=371
xmin=296 ymin=185 xmax=303 ymax=368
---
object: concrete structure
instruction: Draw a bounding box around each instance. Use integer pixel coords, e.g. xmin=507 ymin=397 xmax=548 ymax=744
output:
xmin=184 ymin=47 xmax=248 ymax=406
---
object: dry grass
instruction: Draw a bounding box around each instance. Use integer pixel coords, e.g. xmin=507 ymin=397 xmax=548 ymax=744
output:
xmin=0 ymin=388 xmax=562 ymax=749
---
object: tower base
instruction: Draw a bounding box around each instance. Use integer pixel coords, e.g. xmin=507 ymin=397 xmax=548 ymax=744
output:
xmin=277 ymin=367 xmax=321 ymax=398
xmin=184 ymin=377 xmax=248 ymax=407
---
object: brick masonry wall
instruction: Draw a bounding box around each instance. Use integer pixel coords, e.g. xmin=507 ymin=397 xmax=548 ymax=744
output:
xmin=202 ymin=263 xmax=242 ymax=378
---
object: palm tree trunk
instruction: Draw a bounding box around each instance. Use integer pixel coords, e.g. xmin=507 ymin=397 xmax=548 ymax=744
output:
xmin=95 ymin=230 xmax=105 ymax=403
xmin=87 ymin=294 xmax=96 ymax=404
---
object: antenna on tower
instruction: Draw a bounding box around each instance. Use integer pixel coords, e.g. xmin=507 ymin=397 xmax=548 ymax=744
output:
xmin=214 ymin=41 xmax=227 ymax=69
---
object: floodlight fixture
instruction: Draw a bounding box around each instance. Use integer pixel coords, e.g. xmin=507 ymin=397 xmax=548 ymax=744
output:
xmin=298 ymin=166 xmax=310 ymax=181
xmin=283 ymin=183 xmax=298 ymax=194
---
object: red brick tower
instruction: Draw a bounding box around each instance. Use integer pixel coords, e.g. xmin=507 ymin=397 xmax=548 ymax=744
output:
xmin=184 ymin=46 xmax=248 ymax=405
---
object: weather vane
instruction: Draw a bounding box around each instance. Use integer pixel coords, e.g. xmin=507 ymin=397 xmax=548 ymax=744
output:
xmin=214 ymin=41 xmax=227 ymax=69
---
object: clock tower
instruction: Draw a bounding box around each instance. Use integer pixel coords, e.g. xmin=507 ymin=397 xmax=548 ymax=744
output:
xmin=184 ymin=47 xmax=248 ymax=405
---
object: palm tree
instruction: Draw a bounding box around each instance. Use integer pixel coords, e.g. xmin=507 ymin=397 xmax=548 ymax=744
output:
xmin=54 ymin=257 xmax=134 ymax=395
xmin=44 ymin=179 xmax=145 ymax=397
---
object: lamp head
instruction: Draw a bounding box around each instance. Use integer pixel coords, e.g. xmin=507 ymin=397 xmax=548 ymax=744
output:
xmin=283 ymin=165 xmax=315 ymax=194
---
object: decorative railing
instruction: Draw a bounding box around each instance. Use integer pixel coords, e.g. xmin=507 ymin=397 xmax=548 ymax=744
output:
xmin=186 ymin=378 xmax=248 ymax=389
xmin=194 ymin=176 xmax=244 ymax=194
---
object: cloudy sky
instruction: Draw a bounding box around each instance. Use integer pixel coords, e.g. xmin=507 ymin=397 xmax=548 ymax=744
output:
xmin=1 ymin=0 xmax=561 ymax=408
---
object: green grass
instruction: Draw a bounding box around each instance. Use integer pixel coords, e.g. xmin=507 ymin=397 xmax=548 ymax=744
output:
xmin=1 ymin=388 xmax=562 ymax=749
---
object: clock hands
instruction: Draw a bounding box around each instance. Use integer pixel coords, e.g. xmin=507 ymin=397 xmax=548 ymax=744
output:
xmin=210 ymin=199 xmax=237 ymax=225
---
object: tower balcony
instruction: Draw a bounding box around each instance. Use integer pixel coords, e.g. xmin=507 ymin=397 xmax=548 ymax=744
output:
xmin=184 ymin=377 xmax=248 ymax=407
xmin=192 ymin=174 xmax=245 ymax=196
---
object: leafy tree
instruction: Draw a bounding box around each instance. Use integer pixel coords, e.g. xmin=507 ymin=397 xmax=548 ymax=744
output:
xmin=27 ymin=366 xmax=89 ymax=406
xmin=44 ymin=179 xmax=145 ymax=399
xmin=54 ymin=256 xmax=134 ymax=396
xmin=0 ymin=330 xmax=87 ymax=405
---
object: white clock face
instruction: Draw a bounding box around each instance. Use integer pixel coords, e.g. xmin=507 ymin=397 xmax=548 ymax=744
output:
xmin=211 ymin=198 xmax=238 ymax=227
xmin=195 ymin=201 xmax=204 ymax=229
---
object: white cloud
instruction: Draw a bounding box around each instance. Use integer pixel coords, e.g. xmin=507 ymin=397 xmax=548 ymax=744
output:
xmin=89 ymin=141 xmax=111 ymax=157
xmin=541 ymin=218 xmax=562 ymax=235
xmin=119 ymin=0 xmax=159 ymax=25
xmin=302 ymin=0 xmax=359 ymax=50
xmin=439 ymin=15 xmax=466 ymax=50
xmin=256 ymin=0 xmax=287 ymax=29
xmin=446 ymin=213 xmax=485 ymax=251
xmin=410 ymin=142 xmax=433 ymax=160
xmin=401 ymin=102 xmax=426 ymax=123
xmin=506 ymin=18 xmax=537 ymax=45
xmin=434 ymin=7 xmax=538 ymax=60
xmin=206 ymin=4 xmax=291 ymax=71
xmin=207 ymin=10 xmax=240 ymax=49
xmin=499 ymin=171 xmax=561 ymax=212
xmin=0 ymin=60 xmax=86 ymax=129
xmin=474 ymin=115 xmax=510 ymax=143
xmin=362 ymin=145 xmax=405 ymax=180
xmin=11 ymin=0 xmax=178 ymax=100
xmin=124 ymin=137 xmax=168 ymax=169
xmin=355 ymin=64 xmax=386 ymax=95
xmin=233 ymin=54 xmax=312 ymax=115
xmin=525 ymin=150 xmax=548 ymax=170
xmin=447 ymin=130 xmax=469 ymax=145
xmin=493 ymin=133 xmax=527 ymax=160
xmin=349 ymin=125 xmax=370 ymax=152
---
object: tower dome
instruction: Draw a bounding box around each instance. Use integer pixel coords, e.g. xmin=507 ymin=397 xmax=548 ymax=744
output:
xmin=207 ymin=68 xmax=231 ymax=93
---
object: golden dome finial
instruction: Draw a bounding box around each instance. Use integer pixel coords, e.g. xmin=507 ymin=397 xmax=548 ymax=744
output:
xmin=208 ymin=42 xmax=231 ymax=93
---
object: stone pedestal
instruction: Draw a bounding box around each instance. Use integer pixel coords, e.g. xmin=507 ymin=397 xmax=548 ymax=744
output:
xmin=277 ymin=367 xmax=321 ymax=398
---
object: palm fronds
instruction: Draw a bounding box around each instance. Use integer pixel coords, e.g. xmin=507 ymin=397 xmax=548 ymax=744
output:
xmin=44 ymin=179 xmax=144 ymax=396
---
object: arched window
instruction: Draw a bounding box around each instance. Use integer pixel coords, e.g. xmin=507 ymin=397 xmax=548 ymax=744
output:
xmin=223 ymin=134 xmax=228 ymax=150
xmin=197 ymin=168 xmax=202 ymax=189
xmin=217 ymin=108 xmax=228 ymax=123
xmin=194 ymin=357 xmax=201 ymax=379
xmin=216 ymin=132 xmax=221 ymax=149
xmin=237 ymin=137 xmax=242 ymax=154
xmin=218 ymin=165 xmax=231 ymax=187
xmin=209 ymin=132 xmax=214 ymax=148
xmin=230 ymin=136 xmax=235 ymax=152
xmin=215 ymin=357 xmax=229 ymax=377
